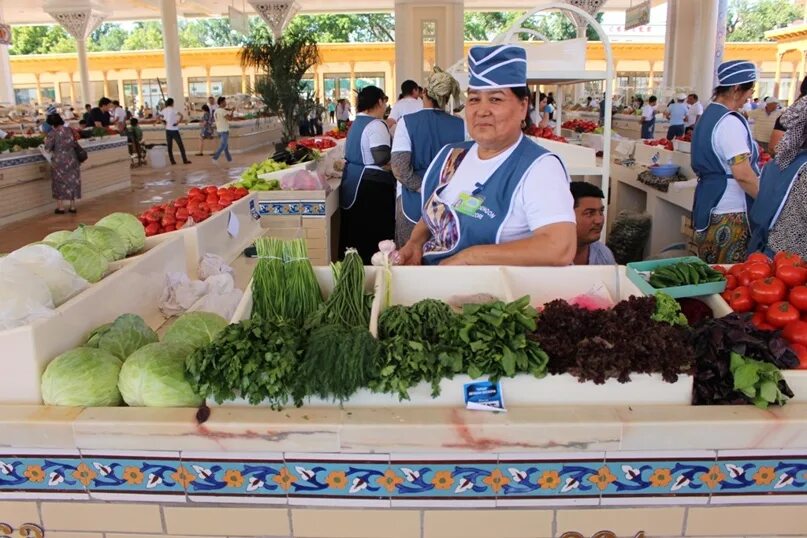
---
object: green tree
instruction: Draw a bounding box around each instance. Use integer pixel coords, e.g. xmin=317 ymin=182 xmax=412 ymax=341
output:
xmin=727 ymin=0 xmax=801 ymax=42
xmin=285 ymin=14 xmax=394 ymax=42
xmin=9 ymin=25 xmax=75 ymax=55
xmin=88 ymin=23 xmax=128 ymax=52
xmin=122 ymin=22 xmax=164 ymax=50
xmin=464 ymin=11 xmax=521 ymax=41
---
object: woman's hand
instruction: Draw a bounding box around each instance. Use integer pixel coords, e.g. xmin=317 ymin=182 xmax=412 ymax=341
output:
xmin=397 ymin=240 xmax=423 ymax=266
xmin=439 ymin=249 xmax=472 ymax=265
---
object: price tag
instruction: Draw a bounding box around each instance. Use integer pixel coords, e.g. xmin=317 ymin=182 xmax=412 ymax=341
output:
xmin=249 ymin=199 xmax=261 ymax=220
xmin=227 ymin=211 xmax=240 ymax=238
xmin=463 ymin=380 xmax=505 ymax=412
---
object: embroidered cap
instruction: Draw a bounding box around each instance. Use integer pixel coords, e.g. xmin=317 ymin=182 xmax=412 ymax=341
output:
xmin=468 ymin=45 xmax=527 ymax=90
xmin=717 ymin=60 xmax=757 ymax=87
xmin=46 ymin=104 xmax=57 ymax=115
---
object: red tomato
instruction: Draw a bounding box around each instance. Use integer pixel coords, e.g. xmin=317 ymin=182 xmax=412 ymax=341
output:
xmin=206 ymin=194 xmax=219 ymax=205
xmin=173 ymin=197 xmax=188 ymax=208
xmin=791 ymin=343 xmax=807 ymax=369
xmin=777 ymin=264 xmax=807 ymax=288
xmin=204 ymin=186 xmax=218 ymax=194
xmin=175 ymin=218 xmax=187 ymax=229
xmin=747 ymin=252 xmax=772 ymax=266
xmin=775 ymin=252 xmax=804 ymax=269
xmin=721 ymin=290 xmax=733 ymax=302
xmin=783 ymin=320 xmax=807 ymax=346
xmin=725 ymin=274 xmax=738 ymax=290
xmin=145 ymin=210 xmax=162 ymax=223
xmin=197 ymin=203 xmax=209 ymax=212
xmin=188 ymin=187 xmax=203 ymax=197
xmin=738 ymin=270 xmax=754 ymax=288
xmin=161 ymin=215 xmax=176 ymax=227
xmin=746 ymin=262 xmax=773 ymax=281
xmin=729 ymin=263 xmax=747 ymax=278
xmin=235 ymin=187 xmax=248 ymax=198
xmin=713 ymin=265 xmax=728 ymax=274
xmin=162 ymin=224 xmax=176 ymax=232
xmin=752 ymin=311 xmax=775 ymax=331
xmin=729 ymin=287 xmax=754 ymax=313
xmin=218 ymin=198 xmax=232 ymax=208
xmin=163 ymin=206 xmax=176 ymax=217
xmin=790 ymin=286 xmax=807 ymax=311
xmin=217 ymin=188 xmax=230 ymax=196
xmin=750 ymin=277 xmax=787 ymax=305
xmin=144 ymin=222 xmax=161 ymax=236
xmin=756 ymin=303 xmax=769 ymax=313
xmin=767 ymin=301 xmax=801 ymax=328
xmin=175 ymin=208 xmax=189 ymax=220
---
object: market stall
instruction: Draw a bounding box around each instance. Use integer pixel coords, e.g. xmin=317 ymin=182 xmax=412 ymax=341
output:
xmin=139 ymin=117 xmax=283 ymax=155
xmin=0 ymin=136 xmax=131 ymax=227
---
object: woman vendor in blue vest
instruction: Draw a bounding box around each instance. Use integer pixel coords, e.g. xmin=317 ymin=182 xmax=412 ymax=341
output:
xmin=690 ymin=60 xmax=761 ymax=264
xmin=339 ymin=86 xmax=395 ymax=264
xmin=748 ymin=96 xmax=807 ymax=258
xmin=397 ymin=44 xmax=577 ymax=266
xmin=391 ymin=67 xmax=466 ymax=247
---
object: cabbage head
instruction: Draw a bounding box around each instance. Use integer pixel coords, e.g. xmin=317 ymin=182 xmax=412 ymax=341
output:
xmin=163 ymin=312 xmax=228 ymax=353
xmin=118 ymin=342 xmax=203 ymax=407
xmin=71 ymin=224 xmax=127 ymax=262
xmin=57 ymin=240 xmax=108 ymax=283
xmin=41 ymin=347 xmax=123 ymax=406
xmin=85 ymin=323 xmax=111 ymax=347
xmin=96 ymin=213 xmax=146 ymax=256
xmin=43 ymin=230 xmax=73 ymax=246
xmin=96 ymin=314 xmax=158 ymax=360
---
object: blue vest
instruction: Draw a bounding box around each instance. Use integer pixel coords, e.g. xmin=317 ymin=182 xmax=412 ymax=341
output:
xmin=400 ymin=109 xmax=466 ymax=223
xmin=421 ymin=137 xmax=557 ymax=265
xmin=748 ymin=151 xmax=807 ymax=255
xmin=691 ymin=103 xmax=759 ymax=231
xmin=340 ymin=114 xmax=383 ymax=209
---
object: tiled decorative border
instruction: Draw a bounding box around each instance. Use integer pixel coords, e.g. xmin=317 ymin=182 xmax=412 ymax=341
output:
xmin=2 ymin=449 xmax=807 ymax=507
xmin=257 ymin=200 xmax=327 ymax=216
xmin=0 ymin=137 xmax=128 ymax=170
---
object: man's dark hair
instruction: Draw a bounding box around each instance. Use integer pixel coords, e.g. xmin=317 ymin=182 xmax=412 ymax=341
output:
xmin=79 ymin=119 xmax=87 ymax=127
xmin=46 ymin=114 xmax=64 ymax=127
xmin=217 ymin=96 xmax=226 ymax=105
xmin=648 ymin=96 xmax=657 ymax=104
xmin=165 ymin=98 xmax=174 ymax=106
xmin=85 ymin=104 xmax=91 ymax=110
xmin=112 ymin=100 xmax=120 ymax=106
xmin=400 ymin=80 xmax=419 ymax=97
xmin=98 ymin=97 xmax=111 ymax=107
xmin=130 ymin=118 xmax=139 ymax=126
xmin=688 ymin=93 xmax=698 ymax=101
xmin=570 ymin=181 xmax=605 ymax=208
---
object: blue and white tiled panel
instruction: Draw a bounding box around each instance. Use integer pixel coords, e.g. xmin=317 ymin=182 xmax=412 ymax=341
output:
xmin=257 ymin=200 xmax=327 ymax=216
xmin=2 ymin=449 xmax=807 ymax=507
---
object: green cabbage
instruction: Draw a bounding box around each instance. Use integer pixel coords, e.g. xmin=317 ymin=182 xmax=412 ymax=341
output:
xmin=96 ymin=213 xmax=146 ymax=256
xmin=163 ymin=312 xmax=228 ymax=353
xmin=41 ymin=347 xmax=123 ymax=406
xmin=85 ymin=323 xmax=112 ymax=347
xmin=43 ymin=230 xmax=73 ymax=245
xmin=118 ymin=342 xmax=203 ymax=407
xmin=96 ymin=314 xmax=158 ymax=360
xmin=71 ymin=224 xmax=127 ymax=262
xmin=57 ymin=240 xmax=108 ymax=283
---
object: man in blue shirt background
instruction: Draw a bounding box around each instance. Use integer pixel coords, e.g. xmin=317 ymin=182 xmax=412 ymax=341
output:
xmin=665 ymin=93 xmax=689 ymax=140
xmin=570 ymin=182 xmax=616 ymax=266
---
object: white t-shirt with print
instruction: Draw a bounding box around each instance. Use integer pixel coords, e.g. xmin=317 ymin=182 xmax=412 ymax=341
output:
xmin=389 ymin=97 xmax=423 ymax=121
xmin=429 ymin=138 xmax=576 ymax=244
xmin=641 ymin=104 xmax=656 ymax=121
xmin=357 ymin=114 xmax=391 ymax=172
xmin=214 ymin=108 xmax=230 ymax=133
xmin=712 ymin=114 xmax=752 ymax=214
xmin=160 ymin=107 xmax=180 ymax=131
xmin=686 ymin=102 xmax=704 ymax=127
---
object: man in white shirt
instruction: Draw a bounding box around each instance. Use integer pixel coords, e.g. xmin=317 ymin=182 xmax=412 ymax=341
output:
xmin=212 ymin=96 xmax=233 ymax=163
xmin=685 ymin=93 xmax=704 ymax=131
xmin=111 ymin=100 xmax=126 ymax=131
xmin=749 ymin=98 xmax=782 ymax=152
xmin=387 ymin=80 xmax=423 ymax=128
xmin=159 ymin=97 xmax=191 ymax=165
xmin=208 ymin=96 xmax=218 ymax=113
xmin=640 ymin=96 xmax=657 ymax=139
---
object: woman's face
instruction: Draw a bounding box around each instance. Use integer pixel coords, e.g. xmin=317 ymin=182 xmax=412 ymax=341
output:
xmin=466 ymin=89 xmax=528 ymax=149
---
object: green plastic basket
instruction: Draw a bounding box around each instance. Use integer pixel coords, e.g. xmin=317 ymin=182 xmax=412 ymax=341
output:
xmin=626 ymin=256 xmax=727 ymax=299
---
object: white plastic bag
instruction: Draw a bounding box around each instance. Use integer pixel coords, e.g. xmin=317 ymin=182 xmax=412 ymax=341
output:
xmin=7 ymin=244 xmax=89 ymax=306
xmin=204 ymin=273 xmax=235 ymax=294
xmin=0 ymin=258 xmax=56 ymax=330
xmin=159 ymin=272 xmax=207 ymax=317
xmin=188 ymin=288 xmax=243 ymax=320
xmin=281 ymin=169 xmax=330 ymax=191
xmin=198 ymin=254 xmax=234 ymax=281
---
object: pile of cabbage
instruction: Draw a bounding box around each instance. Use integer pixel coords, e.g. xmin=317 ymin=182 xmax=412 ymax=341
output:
xmin=0 ymin=213 xmax=145 ymax=330
xmin=41 ymin=311 xmax=228 ymax=407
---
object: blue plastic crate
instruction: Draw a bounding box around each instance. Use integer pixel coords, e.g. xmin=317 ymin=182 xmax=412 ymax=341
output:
xmin=626 ymin=256 xmax=727 ymax=298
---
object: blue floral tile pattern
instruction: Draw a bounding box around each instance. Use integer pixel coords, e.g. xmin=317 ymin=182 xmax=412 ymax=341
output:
xmin=712 ymin=457 xmax=807 ymax=497
xmin=389 ymin=461 xmax=499 ymax=499
xmin=257 ymin=201 xmax=326 ymax=216
xmin=496 ymin=458 xmax=605 ymax=500
xmin=81 ymin=455 xmax=184 ymax=496
xmin=286 ymin=459 xmax=390 ymax=500
xmin=600 ymin=459 xmax=716 ymax=498
xmin=183 ymin=458 xmax=286 ymax=499
xmin=0 ymin=455 xmax=86 ymax=494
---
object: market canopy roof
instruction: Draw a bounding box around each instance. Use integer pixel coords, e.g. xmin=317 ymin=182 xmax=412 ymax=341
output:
xmin=4 ymin=0 xmax=668 ymax=25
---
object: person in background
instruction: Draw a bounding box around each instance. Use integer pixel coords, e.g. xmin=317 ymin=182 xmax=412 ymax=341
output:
xmin=752 ymin=97 xmax=760 ymax=110
xmin=89 ymin=98 xmax=112 ymax=128
xmin=40 ymin=104 xmax=57 ymax=134
xmin=388 ymin=80 xmax=423 ymax=128
xmin=397 ymin=44 xmax=577 ymax=267
xmin=586 ymin=96 xmax=593 ymax=109
xmin=599 ymin=93 xmax=607 ymax=125
xmin=665 ymin=93 xmax=688 ymax=140
xmin=82 ymin=104 xmax=92 ymax=124
xmin=327 ymin=99 xmax=336 ymax=123
xmin=63 ymin=107 xmax=75 ymax=121
xmin=391 ymin=66 xmax=466 ymax=247
xmin=749 ymin=96 xmax=807 ymax=257
xmin=742 ymin=97 xmax=754 ymax=116
xmin=197 ymin=103 xmax=214 ymax=156
xmin=44 ymin=112 xmax=81 ymax=215
xmin=530 ymin=92 xmax=550 ymax=128
xmin=749 ymin=97 xmax=782 ymax=153
xmin=111 ymin=100 xmax=126 ymax=131
xmin=127 ymin=117 xmax=143 ymax=144
xmin=570 ymin=182 xmax=616 ymax=265
xmin=159 ymin=97 xmax=191 ymax=165
xmin=212 ymin=96 xmax=233 ymax=163
xmin=691 ymin=60 xmax=760 ymax=264
xmin=685 ymin=93 xmax=704 ymax=133
xmin=770 ymin=77 xmax=807 ymax=154
xmin=336 ymin=98 xmax=351 ymax=130
xmin=208 ymin=96 xmax=218 ymax=113
xmin=641 ymin=96 xmax=657 ymax=139
xmin=546 ymin=94 xmax=556 ymax=122
xmin=339 ymin=86 xmax=394 ymax=264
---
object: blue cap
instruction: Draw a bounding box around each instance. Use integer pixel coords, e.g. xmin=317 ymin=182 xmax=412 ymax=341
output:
xmin=46 ymin=104 xmax=57 ymax=115
xmin=717 ymin=60 xmax=757 ymax=87
xmin=468 ymin=45 xmax=527 ymax=90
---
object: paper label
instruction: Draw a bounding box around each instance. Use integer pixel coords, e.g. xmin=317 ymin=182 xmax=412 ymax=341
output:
xmin=463 ymin=380 xmax=505 ymax=412
xmin=227 ymin=211 xmax=240 ymax=238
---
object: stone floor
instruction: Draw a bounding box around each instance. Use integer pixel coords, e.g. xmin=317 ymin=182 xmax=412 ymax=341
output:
xmin=0 ymin=146 xmax=273 ymax=254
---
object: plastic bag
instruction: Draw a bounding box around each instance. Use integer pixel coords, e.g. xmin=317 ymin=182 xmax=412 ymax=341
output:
xmin=281 ymin=169 xmax=330 ymax=191
xmin=159 ymin=272 xmax=207 ymax=317
xmin=317 ymin=141 xmax=346 ymax=180
xmin=198 ymin=254 xmax=234 ymax=281
xmin=7 ymin=244 xmax=89 ymax=306
xmin=0 ymin=258 xmax=56 ymax=330
xmin=606 ymin=211 xmax=652 ymax=265
xmin=569 ymin=282 xmax=615 ymax=310
xmin=188 ymin=288 xmax=243 ymax=320
xmin=204 ymin=273 xmax=235 ymax=294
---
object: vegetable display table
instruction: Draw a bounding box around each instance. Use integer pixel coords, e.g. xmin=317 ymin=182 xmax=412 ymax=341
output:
xmin=0 ymin=137 xmax=131 ymax=226
xmin=139 ymin=118 xmax=283 ymax=155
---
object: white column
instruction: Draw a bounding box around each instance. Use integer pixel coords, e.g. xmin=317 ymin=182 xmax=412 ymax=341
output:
xmin=160 ymin=0 xmax=184 ymax=102
xmin=76 ymin=39 xmax=92 ymax=104
xmin=46 ymin=8 xmax=106 ymax=106
xmin=662 ymin=0 xmax=677 ymax=90
xmin=0 ymin=7 xmax=13 ymax=105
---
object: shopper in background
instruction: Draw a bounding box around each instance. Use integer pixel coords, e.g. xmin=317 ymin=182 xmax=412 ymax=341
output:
xmin=327 ymin=99 xmax=336 ymax=123
xmin=111 ymin=100 xmax=126 ymax=131
xmin=391 ymin=66 xmax=466 ymax=247
xmin=63 ymin=107 xmax=75 ymax=121
xmin=44 ymin=112 xmax=81 ymax=215
xmin=691 ymin=60 xmax=759 ymax=264
xmin=749 ymin=98 xmax=782 ymax=153
xmin=208 ymin=96 xmax=218 ymax=113
xmin=640 ymin=96 xmax=657 ymax=139
xmin=40 ymin=104 xmax=57 ymax=135
xmin=748 ymin=96 xmax=807 ymax=258
xmin=212 ymin=96 xmax=233 ymax=163
xmin=388 ymin=80 xmax=423 ymax=128
xmin=197 ymin=103 xmax=215 ymax=156
xmin=685 ymin=93 xmax=704 ymax=132
xmin=81 ymin=104 xmax=92 ymax=124
xmin=770 ymin=77 xmax=807 ymax=154
xmin=339 ymin=86 xmax=395 ymax=264
xmin=336 ymin=98 xmax=351 ymax=130
xmin=397 ymin=44 xmax=576 ymax=267
xmin=546 ymin=94 xmax=556 ymax=122
xmin=570 ymin=182 xmax=616 ymax=266
xmin=665 ymin=93 xmax=688 ymax=140
xmin=89 ymin=98 xmax=112 ymax=128
xmin=159 ymin=97 xmax=191 ymax=165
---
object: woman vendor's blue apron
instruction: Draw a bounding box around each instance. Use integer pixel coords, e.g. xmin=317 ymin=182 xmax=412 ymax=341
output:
xmin=748 ymin=151 xmax=807 ymax=255
xmin=340 ymin=114 xmax=380 ymax=210
xmin=690 ymin=103 xmax=760 ymax=233
xmin=420 ymin=136 xmax=559 ymax=265
xmin=400 ymin=109 xmax=465 ymax=223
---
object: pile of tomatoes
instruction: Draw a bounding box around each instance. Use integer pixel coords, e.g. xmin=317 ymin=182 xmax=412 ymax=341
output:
xmin=643 ymin=138 xmax=674 ymax=151
xmin=525 ymin=125 xmax=568 ymax=143
xmin=674 ymin=133 xmax=692 ymax=143
xmin=720 ymin=252 xmax=807 ymax=367
xmin=561 ymin=119 xmax=598 ymax=133
xmin=292 ymin=138 xmax=337 ymax=151
xmin=138 ymin=185 xmax=249 ymax=237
